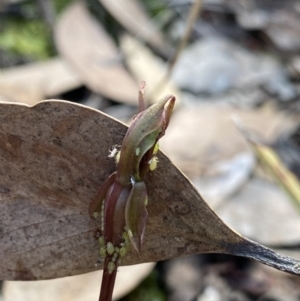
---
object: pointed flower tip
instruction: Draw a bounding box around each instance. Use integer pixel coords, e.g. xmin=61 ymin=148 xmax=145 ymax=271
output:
xmin=129 ymin=235 xmax=142 ymax=255
xmin=167 ymin=95 xmax=176 ymax=109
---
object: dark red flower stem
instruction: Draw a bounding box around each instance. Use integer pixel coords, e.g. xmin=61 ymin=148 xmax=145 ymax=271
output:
xmin=99 ymin=257 xmax=118 ymax=301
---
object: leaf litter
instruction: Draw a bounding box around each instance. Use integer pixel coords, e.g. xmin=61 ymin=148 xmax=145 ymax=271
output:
xmin=0 ymin=100 xmax=300 ymax=282
xmin=2 ymin=0 xmax=300 ymax=299
xmin=54 ymin=2 xmax=138 ymax=105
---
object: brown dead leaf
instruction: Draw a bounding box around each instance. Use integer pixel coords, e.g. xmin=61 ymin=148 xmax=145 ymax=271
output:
xmin=159 ymin=103 xmax=297 ymax=178
xmin=0 ymin=58 xmax=81 ymax=105
xmin=217 ymin=177 xmax=300 ymax=245
xmin=54 ymin=1 xmax=138 ymax=104
xmin=120 ymin=34 xmax=181 ymax=103
xmin=0 ymin=100 xmax=300 ymax=281
xmin=99 ymin=0 xmax=173 ymax=57
xmin=247 ymin=137 xmax=300 ymax=214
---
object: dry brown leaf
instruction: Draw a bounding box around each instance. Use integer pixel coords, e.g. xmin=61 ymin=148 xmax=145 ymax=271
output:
xmin=236 ymin=121 xmax=300 ymax=211
xmin=0 ymin=58 xmax=81 ymax=105
xmin=0 ymin=100 xmax=300 ymax=281
xmin=217 ymin=177 xmax=300 ymax=245
xmin=3 ymin=263 xmax=155 ymax=301
xmin=54 ymin=1 xmax=138 ymax=104
xmin=159 ymin=103 xmax=297 ymax=178
xmin=120 ymin=34 xmax=181 ymax=103
xmin=99 ymin=0 xmax=173 ymax=57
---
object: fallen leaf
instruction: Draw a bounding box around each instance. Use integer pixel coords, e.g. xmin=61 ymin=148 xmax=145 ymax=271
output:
xmin=159 ymin=102 xmax=297 ymax=178
xmin=251 ymin=140 xmax=300 ymax=215
xmin=290 ymin=55 xmax=300 ymax=78
xmin=54 ymin=1 xmax=138 ymax=104
xmin=99 ymin=0 xmax=173 ymax=57
xmin=3 ymin=263 xmax=155 ymax=301
xmin=170 ymin=38 xmax=279 ymax=95
xmin=230 ymin=120 xmax=300 ymax=222
xmin=0 ymin=58 xmax=81 ymax=105
xmin=120 ymin=34 xmax=181 ymax=103
xmin=265 ymin=19 xmax=300 ymax=52
xmin=193 ymin=152 xmax=255 ymax=208
xmin=0 ymin=100 xmax=300 ymax=281
xmin=217 ymin=177 xmax=300 ymax=245
xmin=232 ymin=2 xmax=300 ymax=52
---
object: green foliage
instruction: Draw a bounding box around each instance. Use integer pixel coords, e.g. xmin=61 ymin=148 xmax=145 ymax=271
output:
xmin=0 ymin=0 xmax=76 ymax=61
xmin=54 ymin=0 xmax=75 ymax=14
xmin=140 ymin=0 xmax=168 ymax=17
xmin=0 ymin=20 xmax=51 ymax=60
xmin=121 ymin=270 xmax=166 ymax=301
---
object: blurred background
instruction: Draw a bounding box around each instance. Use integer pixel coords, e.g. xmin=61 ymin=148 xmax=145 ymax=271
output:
xmin=2 ymin=0 xmax=300 ymax=300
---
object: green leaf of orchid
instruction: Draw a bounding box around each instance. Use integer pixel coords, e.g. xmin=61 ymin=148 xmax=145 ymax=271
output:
xmin=125 ymin=181 xmax=148 ymax=253
xmin=88 ymin=83 xmax=176 ymax=301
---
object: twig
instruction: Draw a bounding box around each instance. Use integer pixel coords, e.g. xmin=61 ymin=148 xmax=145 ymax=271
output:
xmin=149 ymin=0 xmax=202 ymax=101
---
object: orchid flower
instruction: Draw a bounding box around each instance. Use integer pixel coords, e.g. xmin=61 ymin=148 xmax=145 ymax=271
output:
xmin=89 ymin=82 xmax=175 ymax=301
